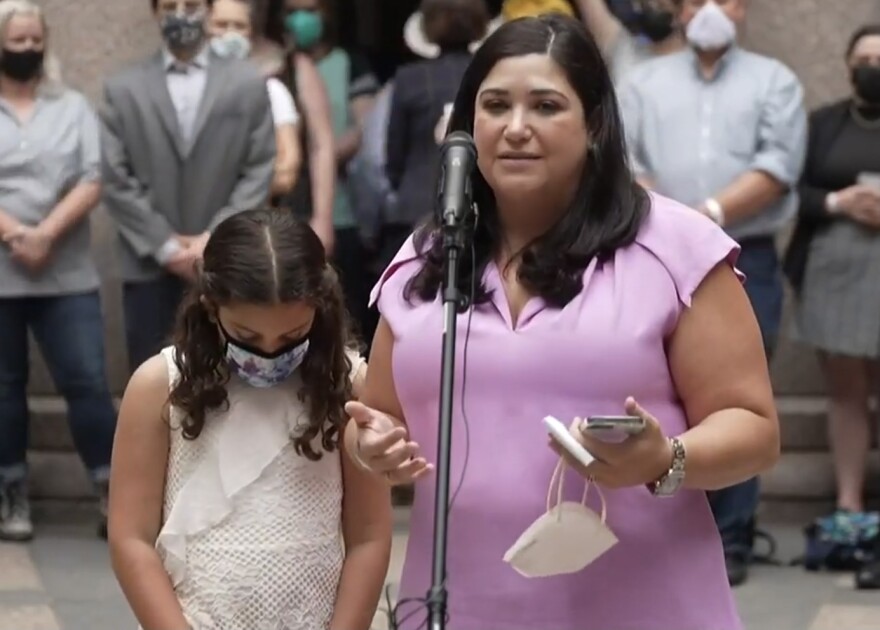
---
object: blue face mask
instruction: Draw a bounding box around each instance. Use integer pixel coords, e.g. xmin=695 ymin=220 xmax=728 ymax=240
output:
xmin=222 ymin=326 xmax=310 ymax=388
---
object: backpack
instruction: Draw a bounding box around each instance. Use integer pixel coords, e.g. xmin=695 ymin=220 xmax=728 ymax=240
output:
xmin=801 ymin=511 xmax=879 ymax=572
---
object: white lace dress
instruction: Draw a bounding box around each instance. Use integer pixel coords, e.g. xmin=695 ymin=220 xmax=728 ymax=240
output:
xmin=143 ymin=347 xmax=363 ymax=630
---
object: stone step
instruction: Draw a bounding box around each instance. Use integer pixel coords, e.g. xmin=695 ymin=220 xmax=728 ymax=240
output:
xmin=27 ymin=451 xmax=96 ymax=500
xmin=760 ymin=450 xmax=880 ymax=500
xmin=24 ymin=449 xmax=417 ymax=506
xmin=28 ymin=395 xmax=875 ymax=505
xmin=777 ymin=396 xmax=880 ymax=451
xmin=28 ymin=394 xmax=871 ymax=452
xmin=25 ymin=450 xmax=874 ymax=529
xmin=30 ymin=446 xmax=872 ymax=506
xmin=28 ymin=396 xmax=120 ymax=452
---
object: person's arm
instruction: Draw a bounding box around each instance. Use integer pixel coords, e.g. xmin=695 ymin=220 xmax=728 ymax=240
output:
xmin=335 ymin=94 xmax=374 ymax=165
xmin=616 ymin=74 xmax=654 ymax=188
xmin=273 ymin=123 xmax=301 ymax=195
xmin=575 ymin=0 xmax=623 ymax=53
xmin=207 ymin=74 xmax=277 ymax=231
xmin=707 ymin=67 xmax=808 ymax=226
xmin=108 ymin=355 xmax=189 ymax=630
xmin=266 ymin=78 xmax=302 ymax=196
xmin=295 ymin=53 xmax=336 ymax=229
xmin=384 ymin=73 xmax=409 ymax=192
xmin=666 ymin=263 xmax=780 ymax=489
xmin=39 ymin=97 xmax=103 ymax=242
xmin=796 ymin=110 xmax=833 ymax=224
xmin=99 ymin=82 xmax=179 ymax=262
xmin=329 ymin=359 xmax=393 ymax=630
xmin=335 ymin=55 xmax=378 ymax=165
xmin=344 ymin=318 xmax=408 ymax=459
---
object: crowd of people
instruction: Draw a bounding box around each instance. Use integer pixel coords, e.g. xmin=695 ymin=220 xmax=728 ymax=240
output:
xmin=0 ymin=0 xmax=879 ymax=627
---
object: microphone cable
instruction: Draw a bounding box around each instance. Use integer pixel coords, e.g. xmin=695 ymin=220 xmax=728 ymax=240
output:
xmin=382 ymin=207 xmax=479 ymax=630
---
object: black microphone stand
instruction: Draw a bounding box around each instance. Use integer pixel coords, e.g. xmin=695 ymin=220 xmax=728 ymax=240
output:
xmin=425 ymin=198 xmax=470 ymax=630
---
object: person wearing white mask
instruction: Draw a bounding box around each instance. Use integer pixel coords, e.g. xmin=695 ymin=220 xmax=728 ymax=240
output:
xmin=618 ymin=0 xmax=807 ymax=586
xmin=207 ymin=0 xmax=302 ymax=197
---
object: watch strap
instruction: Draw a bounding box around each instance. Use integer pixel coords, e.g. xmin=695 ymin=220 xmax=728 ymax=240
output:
xmin=649 ymin=436 xmax=686 ymax=497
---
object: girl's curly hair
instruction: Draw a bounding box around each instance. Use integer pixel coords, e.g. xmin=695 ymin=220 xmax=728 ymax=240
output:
xmin=168 ymin=208 xmax=358 ymax=460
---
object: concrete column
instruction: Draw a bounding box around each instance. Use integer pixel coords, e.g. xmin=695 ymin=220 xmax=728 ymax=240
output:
xmin=26 ymin=0 xmax=159 ymax=397
xmin=737 ymin=0 xmax=880 ymax=512
xmin=742 ymin=0 xmax=880 ymax=397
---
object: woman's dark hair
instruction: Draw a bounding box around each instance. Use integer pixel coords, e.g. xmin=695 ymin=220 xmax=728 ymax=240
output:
xmin=169 ymin=208 xmax=358 ymax=461
xmin=151 ymin=0 xmax=215 ymax=11
xmin=846 ymin=24 xmax=880 ymax=58
xmin=264 ymin=0 xmax=337 ymax=49
xmin=406 ymin=14 xmax=649 ymax=310
xmin=421 ymin=0 xmax=491 ymax=50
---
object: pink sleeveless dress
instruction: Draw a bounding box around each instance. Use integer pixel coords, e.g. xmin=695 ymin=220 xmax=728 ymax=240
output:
xmin=370 ymin=193 xmax=744 ymax=630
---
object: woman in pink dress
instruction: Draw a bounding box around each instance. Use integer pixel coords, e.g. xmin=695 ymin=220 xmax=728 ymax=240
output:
xmin=345 ymin=13 xmax=779 ymax=630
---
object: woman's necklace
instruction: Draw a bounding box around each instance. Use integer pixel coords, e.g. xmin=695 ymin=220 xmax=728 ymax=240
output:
xmin=850 ymin=104 xmax=880 ymax=130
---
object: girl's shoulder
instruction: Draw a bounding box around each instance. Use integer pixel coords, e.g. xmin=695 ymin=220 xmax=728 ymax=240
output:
xmin=129 ymin=351 xmax=173 ymax=394
xmin=117 ymin=352 xmax=173 ymax=431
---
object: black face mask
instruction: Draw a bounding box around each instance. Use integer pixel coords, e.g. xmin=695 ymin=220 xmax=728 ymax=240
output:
xmin=0 ymin=48 xmax=44 ymax=82
xmin=852 ymin=65 xmax=880 ymax=106
xmin=639 ymin=9 xmax=676 ymax=43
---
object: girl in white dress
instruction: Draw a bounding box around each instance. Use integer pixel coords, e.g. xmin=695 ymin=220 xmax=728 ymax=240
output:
xmin=107 ymin=209 xmax=392 ymax=630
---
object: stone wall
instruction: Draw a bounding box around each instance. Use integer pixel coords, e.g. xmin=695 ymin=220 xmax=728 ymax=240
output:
xmin=743 ymin=0 xmax=880 ymax=396
xmin=26 ymin=0 xmax=880 ymax=399
xmin=28 ymin=0 xmax=160 ymax=396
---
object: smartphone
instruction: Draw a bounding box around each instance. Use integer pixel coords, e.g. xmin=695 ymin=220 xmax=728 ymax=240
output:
xmin=543 ymin=415 xmax=596 ymax=468
xmin=857 ymin=172 xmax=880 ymax=190
xmin=582 ymin=415 xmax=646 ymax=442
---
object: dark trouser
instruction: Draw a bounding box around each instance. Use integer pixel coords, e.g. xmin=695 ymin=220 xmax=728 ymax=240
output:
xmin=123 ymin=274 xmax=187 ymax=373
xmin=708 ymin=236 xmax=783 ymax=558
xmin=0 ymin=291 xmax=116 ymax=484
xmin=334 ymin=227 xmax=374 ymax=346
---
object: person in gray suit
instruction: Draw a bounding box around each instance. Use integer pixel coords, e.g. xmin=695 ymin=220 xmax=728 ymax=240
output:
xmin=100 ymin=0 xmax=276 ymax=373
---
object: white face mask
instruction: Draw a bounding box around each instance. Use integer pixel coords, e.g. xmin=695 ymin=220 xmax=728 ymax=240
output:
xmin=503 ymin=459 xmax=618 ymax=578
xmin=210 ymin=31 xmax=252 ymax=60
xmin=685 ymin=1 xmax=737 ymax=51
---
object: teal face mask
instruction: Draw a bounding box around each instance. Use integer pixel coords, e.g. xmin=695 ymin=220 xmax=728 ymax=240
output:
xmin=284 ymin=10 xmax=323 ymax=50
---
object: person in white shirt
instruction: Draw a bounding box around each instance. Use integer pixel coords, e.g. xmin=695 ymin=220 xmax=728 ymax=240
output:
xmin=208 ymin=0 xmax=302 ymax=196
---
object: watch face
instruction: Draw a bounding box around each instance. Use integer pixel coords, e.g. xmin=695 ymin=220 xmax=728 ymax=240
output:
xmin=657 ymin=472 xmax=684 ymax=495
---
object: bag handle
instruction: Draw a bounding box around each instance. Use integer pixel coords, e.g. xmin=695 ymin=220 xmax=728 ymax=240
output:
xmin=545 ymin=457 xmax=607 ymax=523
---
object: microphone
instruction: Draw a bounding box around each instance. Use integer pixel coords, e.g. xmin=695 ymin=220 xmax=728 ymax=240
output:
xmin=437 ymin=131 xmax=477 ymax=227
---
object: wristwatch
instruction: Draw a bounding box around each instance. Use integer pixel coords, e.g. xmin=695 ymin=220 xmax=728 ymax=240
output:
xmin=649 ymin=437 xmax=686 ymax=498
xmin=703 ymin=198 xmax=725 ymax=226
xmin=825 ymin=192 xmax=841 ymax=215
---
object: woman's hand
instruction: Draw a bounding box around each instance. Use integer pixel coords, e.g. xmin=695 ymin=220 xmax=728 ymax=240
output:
xmin=344 ymin=401 xmax=433 ymax=485
xmin=5 ymin=224 xmax=54 ymax=272
xmin=836 ymin=184 xmax=880 ymax=227
xmin=549 ymin=397 xmax=674 ymax=489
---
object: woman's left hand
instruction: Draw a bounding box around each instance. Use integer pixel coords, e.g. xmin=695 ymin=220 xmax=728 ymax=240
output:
xmin=548 ymin=397 xmax=675 ymax=489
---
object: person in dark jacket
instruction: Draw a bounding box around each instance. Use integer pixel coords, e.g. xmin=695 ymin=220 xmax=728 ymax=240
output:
xmin=783 ymin=26 xmax=880 ymax=586
xmin=382 ymin=0 xmax=491 ymax=270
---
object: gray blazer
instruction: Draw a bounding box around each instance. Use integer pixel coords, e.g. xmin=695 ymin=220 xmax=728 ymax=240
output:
xmin=99 ymin=51 xmax=276 ymax=282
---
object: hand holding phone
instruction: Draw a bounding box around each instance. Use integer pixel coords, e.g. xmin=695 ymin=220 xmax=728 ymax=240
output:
xmin=543 ymin=415 xmax=595 ymax=468
xmin=581 ymin=415 xmax=646 ymax=443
